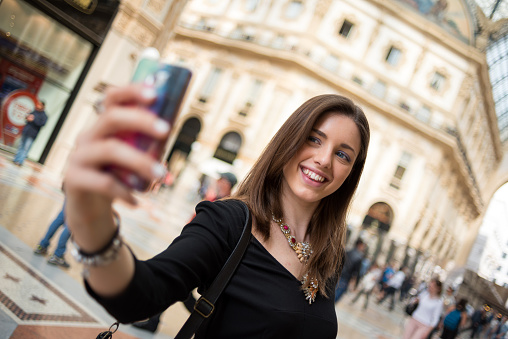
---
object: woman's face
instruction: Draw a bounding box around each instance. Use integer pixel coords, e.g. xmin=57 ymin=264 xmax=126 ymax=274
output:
xmin=282 ymin=112 xmax=361 ymax=207
xmin=429 ymin=280 xmax=439 ymax=294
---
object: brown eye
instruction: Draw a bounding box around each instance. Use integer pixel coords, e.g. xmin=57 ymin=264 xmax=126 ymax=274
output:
xmin=308 ymin=136 xmax=320 ymax=144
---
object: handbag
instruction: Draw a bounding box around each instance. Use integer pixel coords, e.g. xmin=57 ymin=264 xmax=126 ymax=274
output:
xmin=96 ymin=201 xmax=252 ymax=339
xmin=405 ymin=299 xmax=419 ymax=316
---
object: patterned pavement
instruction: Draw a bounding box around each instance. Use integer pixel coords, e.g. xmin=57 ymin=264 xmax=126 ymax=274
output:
xmin=0 ymin=152 xmax=419 ymax=339
xmin=0 ymin=154 xmax=184 ymax=339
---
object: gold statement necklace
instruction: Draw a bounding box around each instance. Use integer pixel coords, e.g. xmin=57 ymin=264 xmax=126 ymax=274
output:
xmin=272 ymin=215 xmax=319 ymax=304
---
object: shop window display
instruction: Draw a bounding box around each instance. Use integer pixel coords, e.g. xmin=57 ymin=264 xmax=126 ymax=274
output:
xmin=0 ymin=0 xmax=93 ymax=162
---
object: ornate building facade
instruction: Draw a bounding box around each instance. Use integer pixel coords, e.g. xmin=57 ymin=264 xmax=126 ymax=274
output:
xmin=43 ymin=0 xmax=508 ymax=279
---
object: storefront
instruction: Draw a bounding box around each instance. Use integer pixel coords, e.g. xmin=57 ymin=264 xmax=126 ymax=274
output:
xmin=0 ymin=0 xmax=119 ymax=163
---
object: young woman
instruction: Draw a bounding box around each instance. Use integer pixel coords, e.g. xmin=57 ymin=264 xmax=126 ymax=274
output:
xmin=64 ymin=85 xmax=370 ymax=338
xmin=440 ymin=298 xmax=468 ymax=339
xmin=403 ymin=278 xmax=444 ymax=339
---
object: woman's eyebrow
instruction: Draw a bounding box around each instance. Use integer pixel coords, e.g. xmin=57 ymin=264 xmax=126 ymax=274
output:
xmin=341 ymin=143 xmax=357 ymax=155
xmin=312 ymin=128 xmax=327 ymax=139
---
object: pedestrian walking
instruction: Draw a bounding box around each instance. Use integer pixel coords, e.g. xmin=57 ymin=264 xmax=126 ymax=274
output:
xmin=13 ymin=100 xmax=47 ymax=166
xmin=490 ymin=316 xmax=508 ymax=339
xmin=64 ymin=88 xmax=370 ymax=338
xmin=377 ymin=266 xmax=407 ymax=311
xmin=428 ymin=285 xmax=457 ymax=338
xmin=378 ymin=260 xmax=395 ymax=297
xmin=334 ymin=238 xmax=366 ymax=302
xmin=399 ymin=273 xmax=414 ymax=302
xmin=462 ymin=307 xmax=488 ymax=338
xmin=34 ymin=201 xmax=71 ymax=268
xmin=440 ymin=298 xmax=468 ymax=339
xmin=350 ymin=262 xmax=381 ymax=310
xmin=485 ymin=314 xmax=504 ymax=339
xmin=402 ymin=278 xmax=443 ymax=339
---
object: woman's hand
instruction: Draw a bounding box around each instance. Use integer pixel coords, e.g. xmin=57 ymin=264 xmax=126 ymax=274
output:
xmin=64 ymin=85 xmax=170 ymax=252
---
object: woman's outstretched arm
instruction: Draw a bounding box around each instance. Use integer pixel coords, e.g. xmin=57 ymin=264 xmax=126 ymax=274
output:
xmin=64 ymin=84 xmax=169 ymax=297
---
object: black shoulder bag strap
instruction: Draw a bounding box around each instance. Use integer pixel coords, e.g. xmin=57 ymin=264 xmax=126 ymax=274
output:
xmin=175 ymin=202 xmax=252 ymax=339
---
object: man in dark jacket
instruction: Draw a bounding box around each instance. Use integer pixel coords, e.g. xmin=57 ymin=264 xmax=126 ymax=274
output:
xmin=335 ymin=238 xmax=366 ymax=302
xmin=13 ymin=100 xmax=47 ymax=166
xmin=462 ymin=307 xmax=488 ymax=338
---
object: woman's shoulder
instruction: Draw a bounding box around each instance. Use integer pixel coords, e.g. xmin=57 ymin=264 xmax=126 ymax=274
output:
xmin=193 ymin=199 xmax=250 ymax=240
xmin=196 ymin=199 xmax=248 ymax=220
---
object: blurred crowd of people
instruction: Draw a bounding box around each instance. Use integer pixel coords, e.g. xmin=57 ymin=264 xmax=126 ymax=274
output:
xmin=335 ymin=237 xmax=508 ymax=339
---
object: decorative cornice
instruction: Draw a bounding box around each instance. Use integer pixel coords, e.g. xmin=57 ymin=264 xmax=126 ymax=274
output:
xmin=475 ymin=4 xmax=508 ymax=48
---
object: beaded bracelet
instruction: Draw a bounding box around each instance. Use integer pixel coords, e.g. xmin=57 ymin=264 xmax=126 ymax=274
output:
xmin=70 ymin=213 xmax=123 ymax=268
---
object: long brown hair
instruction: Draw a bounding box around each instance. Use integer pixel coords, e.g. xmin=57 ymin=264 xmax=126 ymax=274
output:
xmin=234 ymin=94 xmax=370 ymax=296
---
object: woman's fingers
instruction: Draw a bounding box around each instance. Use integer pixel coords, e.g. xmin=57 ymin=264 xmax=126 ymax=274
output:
xmin=65 ymin=165 xmax=138 ymax=206
xmin=73 ymin=138 xmax=166 ymax=183
xmin=67 ymin=84 xmax=170 ymax=205
xmin=85 ymin=106 xmax=170 ymax=143
xmin=102 ymin=84 xmax=157 ymax=110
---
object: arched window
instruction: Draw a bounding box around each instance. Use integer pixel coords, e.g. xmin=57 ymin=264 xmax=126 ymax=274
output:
xmin=362 ymin=202 xmax=393 ymax=232
xmin=213 ymin=132 xmax=242 ymax=164
xmin=166 ymin=117 xmax=202 ymax=180
xmin=167 ymin=117 xmax=201 ymax=160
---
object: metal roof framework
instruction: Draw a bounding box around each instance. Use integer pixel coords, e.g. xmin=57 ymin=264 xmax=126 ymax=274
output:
xmin=476 ymin=0 xmax=508 ymax=142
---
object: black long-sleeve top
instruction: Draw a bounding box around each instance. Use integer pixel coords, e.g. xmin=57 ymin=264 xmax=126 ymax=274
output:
xmin=86 ymin=199 xmax=338 ymax=338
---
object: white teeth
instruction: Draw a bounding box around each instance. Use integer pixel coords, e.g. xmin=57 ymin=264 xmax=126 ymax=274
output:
xmin=302 ymin=168 xmax=325 ymax=182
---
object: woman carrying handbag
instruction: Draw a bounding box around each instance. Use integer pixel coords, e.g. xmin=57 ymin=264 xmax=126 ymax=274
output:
xmin=64 ymin=86 xmax=370 ymax=338
xmin=402 ymin=278 xmax=444 ymax=339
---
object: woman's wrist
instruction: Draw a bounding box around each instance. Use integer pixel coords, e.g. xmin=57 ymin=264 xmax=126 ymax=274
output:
xmin=70 ymin=212 xmax=124 ymax=269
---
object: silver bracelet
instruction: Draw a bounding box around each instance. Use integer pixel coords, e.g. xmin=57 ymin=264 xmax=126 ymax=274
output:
xmin=70 ymin=214 xmax=123 ymax=268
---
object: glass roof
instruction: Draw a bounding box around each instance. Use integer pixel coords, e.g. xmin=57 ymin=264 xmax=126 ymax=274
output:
xmin=476 ymin=1 xmax=508 ymax=142
xmin=475 ymin=0 xmax=508 ymax=21
xmin=487 ymin=34 xmax=508 ymax=142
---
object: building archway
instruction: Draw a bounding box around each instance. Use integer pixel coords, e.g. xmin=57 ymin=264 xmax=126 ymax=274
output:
xmin=471 ymin=182 xmax=508 ymax=286
xmin=166 ymin=117 xmax=201 ymax=179
xmin=213 ymin=131 xmax=242 ymax=164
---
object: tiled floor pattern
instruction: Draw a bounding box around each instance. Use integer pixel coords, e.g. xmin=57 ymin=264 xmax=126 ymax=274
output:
xmin=0 ymin=155 xmax=175 ymax=338
xmin=0 ymin=244 xmax=96 ymax=324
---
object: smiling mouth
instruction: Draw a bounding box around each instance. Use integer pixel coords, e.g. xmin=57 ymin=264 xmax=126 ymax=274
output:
xmin=302 ymin=168 xmax=326 ymax=183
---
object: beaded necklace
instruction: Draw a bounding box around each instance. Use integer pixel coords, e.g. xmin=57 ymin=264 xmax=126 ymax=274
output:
xmin=272 ymin=215 xmax=319 ymax=304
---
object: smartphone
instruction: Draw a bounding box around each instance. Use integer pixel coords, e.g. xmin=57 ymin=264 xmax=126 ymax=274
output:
xmin=108 ymin=48 xmax=193 ymax=191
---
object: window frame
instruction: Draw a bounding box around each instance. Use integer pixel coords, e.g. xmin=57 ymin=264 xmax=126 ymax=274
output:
xmin=338 ymin=19 xmax=354 ymax=39
xmin=283 ymin=0 xmax=304 ymax=20
xmin=385 ymin=46 xmax=402 ymax=66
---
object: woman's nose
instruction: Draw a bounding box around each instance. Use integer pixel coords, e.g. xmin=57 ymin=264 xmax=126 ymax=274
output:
xmin=314 ymin=149 xmax=332 ymax=168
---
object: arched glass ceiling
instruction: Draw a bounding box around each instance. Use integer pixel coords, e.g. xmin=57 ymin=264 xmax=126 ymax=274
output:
xmin=476 ymin=0 xmax=508 ymax=142
xmin=487 ymin=34 xmax=508 ymax=142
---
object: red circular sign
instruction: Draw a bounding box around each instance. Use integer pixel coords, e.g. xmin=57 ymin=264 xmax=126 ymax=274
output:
xmin=1 ymin=90 xmax=38 ymax=146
